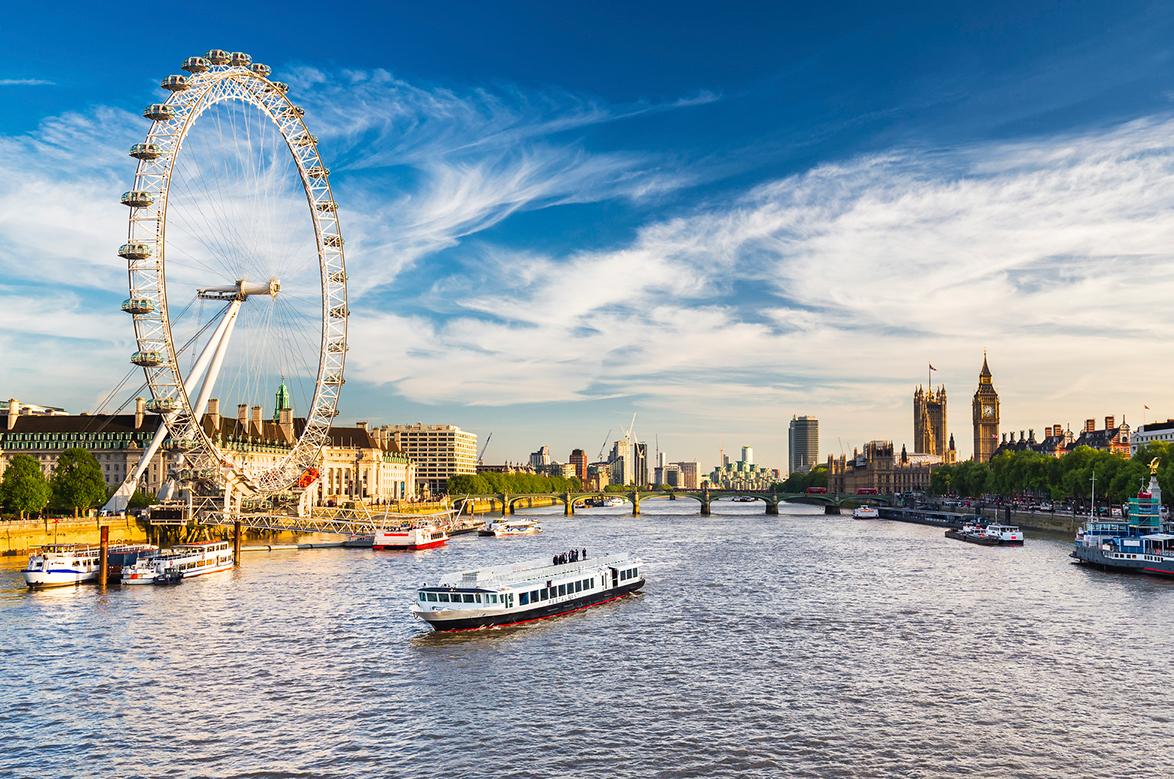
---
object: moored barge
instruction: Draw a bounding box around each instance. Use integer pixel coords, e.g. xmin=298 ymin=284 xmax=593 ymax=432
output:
xmin=411 ymin=551 xmax=644 ymax=631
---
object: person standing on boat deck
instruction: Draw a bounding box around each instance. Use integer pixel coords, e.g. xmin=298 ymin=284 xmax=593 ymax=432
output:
xmin=552 ymin=554 xmax=559 ymax=566
xmin=582 ymin=547 xmax=587 ymax=559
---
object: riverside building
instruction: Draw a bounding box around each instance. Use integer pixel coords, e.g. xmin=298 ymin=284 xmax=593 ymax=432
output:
xmin=827 ymin=440 xmax=937 ymax=495
xmin=378 ymin=423 xmax=478 ymax=496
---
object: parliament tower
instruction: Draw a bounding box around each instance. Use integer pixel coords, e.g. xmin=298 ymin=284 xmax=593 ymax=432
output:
xmin=913 ymin=385 xmax=948 ymax=457
xmin=971 ymin=354 xmax=1000 ymax=463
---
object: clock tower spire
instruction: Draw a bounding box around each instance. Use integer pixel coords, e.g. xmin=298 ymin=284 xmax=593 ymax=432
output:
xmin=972 ymin=352 xmax=999 ymax=462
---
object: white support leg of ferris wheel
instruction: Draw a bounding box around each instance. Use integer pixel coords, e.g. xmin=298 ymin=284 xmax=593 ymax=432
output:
xmin=103 ymin=300 xmax=243 ymax=513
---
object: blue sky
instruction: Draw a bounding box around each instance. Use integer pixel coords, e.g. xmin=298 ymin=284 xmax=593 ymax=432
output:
xmin=2 ymin=1 xmax=1174 ymax=469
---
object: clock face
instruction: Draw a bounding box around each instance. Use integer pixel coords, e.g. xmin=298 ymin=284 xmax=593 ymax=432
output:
xmin=982 ymin=404 xmax=995 ymax=419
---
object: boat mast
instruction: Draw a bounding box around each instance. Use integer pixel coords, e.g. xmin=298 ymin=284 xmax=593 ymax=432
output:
xmin=1089 ymin=468 xmax=1096 ymax=522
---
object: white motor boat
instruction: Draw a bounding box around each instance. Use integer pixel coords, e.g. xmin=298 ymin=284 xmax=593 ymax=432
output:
xmin=22 ymin=545 xmax=102 ymax=588
xmin=852 ymin=506 xmax=880 ymax=520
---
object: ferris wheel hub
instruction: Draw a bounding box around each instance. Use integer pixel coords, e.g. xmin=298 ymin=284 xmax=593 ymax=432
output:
xmin=196 ymin=277 xmax=281 ymax=301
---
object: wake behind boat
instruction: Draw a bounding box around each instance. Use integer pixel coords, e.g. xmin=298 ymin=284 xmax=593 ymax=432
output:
xmin=411 ymin=549 xmax=644 ymax=631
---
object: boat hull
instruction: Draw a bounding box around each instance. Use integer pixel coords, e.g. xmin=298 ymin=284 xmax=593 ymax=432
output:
xmin=417 ymin=579 xmax=645 ymax=631
xmin=1071 ymin=545 xmax=1174 ymax=576
xmin=22 ymin=569 xmax=98 ymax=588
xmin=944 ymin=529 xmax=1000 ymax=546
xmin=373 ymin=538 xmax=447 ymax=551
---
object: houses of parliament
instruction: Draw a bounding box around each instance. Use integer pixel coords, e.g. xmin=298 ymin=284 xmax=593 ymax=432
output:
xmin=913 ymin=355 xmax=1000 ymax=463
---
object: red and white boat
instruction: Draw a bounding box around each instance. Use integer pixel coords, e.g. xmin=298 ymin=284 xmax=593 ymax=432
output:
xmin=373 ymin=524 xmax=448 ymax=551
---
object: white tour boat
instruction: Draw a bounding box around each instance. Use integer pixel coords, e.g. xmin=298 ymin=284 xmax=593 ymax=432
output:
xmin=852 ymin=506 xmax=880 ymax=520
xmin=121 ymin=540 xmax=234 ymax=585
xmin=373 ymin=524 xmax=448 ymax=551
xmin=22 ymin=544 xmax=102 ymax=588
xmin=411 ymin=550 xmax=644 ymax=631
xmin=982 ymin=523 xmax=1024 ymax=545
xmin=481 ymin=518 xmax=543 ymax=537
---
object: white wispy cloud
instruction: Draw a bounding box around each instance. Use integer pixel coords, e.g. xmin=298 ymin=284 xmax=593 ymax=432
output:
xmin=0 ymin=78 xmax=54 ymax=87
xmin=346 ymin=115 xmax=1174 ymax=455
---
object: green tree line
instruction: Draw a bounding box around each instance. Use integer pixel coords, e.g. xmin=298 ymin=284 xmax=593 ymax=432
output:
xmin=447 ymin=472 xmax=583 ymax=495
xmin=1 ymin=448 xmax=107 ymax=518
xmin=778 ymin=465 xmax=829 ymax=493
xmin=929 ymin=443 xmax=1174 ymax=506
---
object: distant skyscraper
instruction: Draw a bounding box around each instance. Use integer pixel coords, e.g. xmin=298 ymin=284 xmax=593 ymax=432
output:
xmin=633 ymin=442 xmax=648 ymax=487
xmin=741 ymin=445 xmax=753 ymax=465
xmin=721 ymin=449 xmax=730 ymax=468
xmin=569 ymin=448 xmax=588 ymax=482
xmin=675 ymin=461 xmax=700 ymax=489
xmin=788 ymin=415 xmax=819 ymax=474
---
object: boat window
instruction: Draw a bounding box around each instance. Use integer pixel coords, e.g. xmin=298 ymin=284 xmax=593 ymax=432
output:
xmin=540 ymin=588 xmax=548 ymax=600
xmin=558 ymin=584 xmax=567 ymax=597
xmin=426 ymin=593 xmax=438 ymax=602
xmin=574 ymin=581 xmax=582 ymax=592
xmin=529 ymin=590 xmax=538 ymax=603
xmin=520 ymin=592 xmax=530 ymax=606
xmin=418 ymin=593 xmax=426 ymax=602
xmin=475 ymin=594 xmax=483 ymax=604
xmin=489 ymin=594 xmax=498 ymax=604
xmin=462 ymin=594 xmax=475 ymax=603
xmin=633 ymin=568 xmax=638 ymax=578
xmin=438 ymin=593 xmax=450 ymax=603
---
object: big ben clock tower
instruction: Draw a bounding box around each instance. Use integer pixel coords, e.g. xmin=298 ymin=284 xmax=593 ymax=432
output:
xmin=972 ymin=353 xmax=1000 ymax=462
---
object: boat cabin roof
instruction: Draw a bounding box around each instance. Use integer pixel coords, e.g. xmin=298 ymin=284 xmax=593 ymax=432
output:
xmin=437 ymin=553 xmax=636 ymax=589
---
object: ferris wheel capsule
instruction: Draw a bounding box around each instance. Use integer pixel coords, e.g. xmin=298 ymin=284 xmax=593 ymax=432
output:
xmin=250 ymin=63 xmax=271 ymax=77
xmin=293 ymin=133 xmax=317 ymax=148
xmin=161 ymin=75 xmax=190 ymax=92
xmin=306 ymin=165 xmax=329 ymax=179
xmin=230 ymin=52 xmax=252 ymax=67
xmin=118 ymin=242 xmax=152 ymax=260
xmin=268 ymin=81 xmax=289 ymax=94
xmin=316 ymin=200 xmax=338 ymax=213
xmin=145 ymin=397 xmax=178 ymax=414
xmin=144 ymin=104 xmax=175 ymax=121
xmin=121 ymin=190 xmax=154 ymax=208
xmin=329 ymin=304 xmax=349 ymax=319
xmin=129 ymin=143 xmax=162 ymax=160
xmin=323 ymin=234 xmax=343 ymax=248
xmin=328 ymin=270 xmax=347 ymax=283
xmin=205 ymin=49 xmax=230 ymax=65
xmin=130 ymin=350 xmax=164 ymax=367
xmin=182 ymin=56 xmax=210 ymax=73
xmin=121 ymin=297 xmax=156 ymax=315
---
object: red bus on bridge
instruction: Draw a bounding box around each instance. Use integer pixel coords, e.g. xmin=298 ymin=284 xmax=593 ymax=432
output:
xmin=805 ymin=486 xmax=828 ymax=494
xmin=855 ymin=487 xmax=880 ymax=495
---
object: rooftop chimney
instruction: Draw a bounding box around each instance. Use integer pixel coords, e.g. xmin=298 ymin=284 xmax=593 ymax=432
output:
xmin=237 ymin=403 xmax=248 ymax=429
xmin=251 ymin=405 xmax=263 ymax=437
xmin=6 ymin=398 xmax=19 ymax=431
xmin=1028 ymin=429 xmax=1035 ymax=441
xmin=1054 ymin=422 xmax=1062 ymax=438
xmin=1085 ymin=419 xmax=1095 ymax=434
xmin=356 ymin=420 xmax=368 ymax=431
xmin=134 ymin=397 xmax=145 ymax=430
xmin=206 ymin=398 xmax=221 ymax=434
xmin=1044 ymin=426 xmax=1053 ymax=438
xmin=1105 ymin=416 xmax=1115 ymax=430
xmin=279 ymin=407 xmax=294 ymax=443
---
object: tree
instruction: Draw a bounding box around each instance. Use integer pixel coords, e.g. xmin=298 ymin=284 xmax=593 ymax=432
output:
xmin=51 ymin=448 xmax=108 ymax=517
xmin=127 ymin=489 xmax=155 ymax=511
xmin=0 ymin=454 xmax=52 ymax=519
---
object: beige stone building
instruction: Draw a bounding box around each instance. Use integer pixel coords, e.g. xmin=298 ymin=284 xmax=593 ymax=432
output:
xmin=376 ymin=423 xmax=477 ymax=495
xmin=827 ymin=440 xmax=939 ymax=494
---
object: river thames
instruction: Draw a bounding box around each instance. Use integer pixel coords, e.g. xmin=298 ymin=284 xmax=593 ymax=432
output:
xmin=1 ymin=502 xmax=1170 ymax=777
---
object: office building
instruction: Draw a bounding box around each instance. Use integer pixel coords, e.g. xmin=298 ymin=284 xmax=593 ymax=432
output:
xmin=788 ymin=415 xmax=819 ymax=475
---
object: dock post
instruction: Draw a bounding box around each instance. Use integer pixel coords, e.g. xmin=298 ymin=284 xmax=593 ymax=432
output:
xmin=98 ymin=524 xmax=109 ymax=591
xmin=233 ymin=519 xmax=242 ymax=566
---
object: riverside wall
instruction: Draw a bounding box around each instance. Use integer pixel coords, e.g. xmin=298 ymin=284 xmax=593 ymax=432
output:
xmin=1 ymin=516 xmax=149 ymax=555
xmin=979 ymin=507 xmax=1082 ymax=535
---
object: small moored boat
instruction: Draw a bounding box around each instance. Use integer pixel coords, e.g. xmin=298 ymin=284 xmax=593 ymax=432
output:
xmin=852 ymin=506 xmax=880 ymax=520
xmin=373 ymin=523 xmax=448 ymax=551
xmin=479 ymin=518 xmax=543 ymax=537
xmin=411 ymin=550 xmax=644 ymax=631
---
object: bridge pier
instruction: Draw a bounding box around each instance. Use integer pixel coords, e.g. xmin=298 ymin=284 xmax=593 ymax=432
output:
xmin=631 ymin=491 xmax=640 ymax=516
xmin=564 ymin=492 xmax=573 ymax=516
xmin=825 ymin=505 xmax=841 ymax=515
xmin=766 ymin=501 xmax=779 ymax=515
xmin=501 ymin=494 xmax=512 ymax=516
xmin=233 ymin=519 xmax=242 ymax=566
xmin=700 ymin=490 xmax=711 ymax=516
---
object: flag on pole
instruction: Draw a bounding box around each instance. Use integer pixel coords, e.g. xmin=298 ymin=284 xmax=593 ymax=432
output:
xmin=1145 ymin=405 xmax=1150 ymax=410
xmin=929 ymin=363 xmax=937 ymax=371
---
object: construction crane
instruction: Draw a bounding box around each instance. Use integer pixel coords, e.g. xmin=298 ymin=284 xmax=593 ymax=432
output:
xmin=597 ymin=429 xmax=612 ymax=462
xmin=477 ymin=433 xmax=493 ymax=466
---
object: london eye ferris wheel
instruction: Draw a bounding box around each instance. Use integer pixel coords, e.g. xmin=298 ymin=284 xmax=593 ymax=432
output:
xmin=113 ymin=49 xmax=348 ymax=512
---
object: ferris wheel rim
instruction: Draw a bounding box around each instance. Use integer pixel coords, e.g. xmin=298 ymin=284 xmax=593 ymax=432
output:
xmin=121 ymin=51 xmax=348 ymax=499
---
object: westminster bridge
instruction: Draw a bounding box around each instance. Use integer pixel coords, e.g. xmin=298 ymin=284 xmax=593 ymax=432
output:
xmin=461 ymin=488 xmax=894 ymax=517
